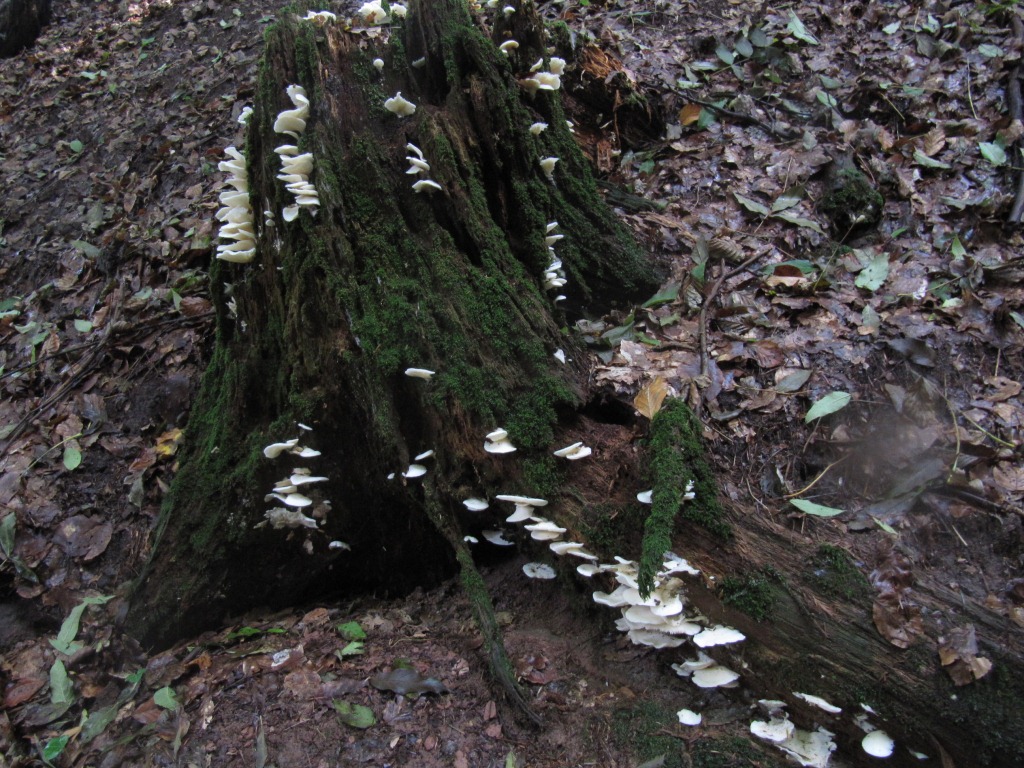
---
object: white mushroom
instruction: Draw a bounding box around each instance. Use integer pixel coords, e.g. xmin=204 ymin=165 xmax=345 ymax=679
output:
xmin=464 ymin=535 xmax=479 ymax=544
xmin=405 ymin=367 xmax=435 ymax=379
xmin=264 ymin=439 xmax=300 ymax=458
xmin=358 ymin=0 xmax=388 ymax=24
xmin=264 ymin=508 xmax=319 ymax=530
xmin=862 ymin=730 xmax=895 ymax=758
xmin=523 ymin=562 xmax=556 ymax=579
xmin=482 ymin=529 xmax=515 ymax=546
xmin=548 ymin=57 xmax=567 ymax=75
xmin=553 ymin=441 xmax=583 ymax=457
xmin=691 ymin=665 xmax=740 ymax=688
xmin=693 ymin=625 xmax=746 ymax=648
xmin=677 ymin=709 xmax=702 ymax=726
xmin=384 ymin=92 xmax=416 ymax=117
xmin=576 ymin=563 xmax=601 ymax=577
xmin=289 ymin=473 xmax=329 ymax=486
xmin=539 ymin=157 xmax=558 ymax=178
xmin=463 ymin=498 xmax=489 ymax=511
xmin=412 ymin=179 xmax=442 ymax=193
xmin=414 ymin=450 xmax=434 ymax=460
xmin=553 ymin=349 xmax=566 ymax=364
xmin=751 ymin=717 xmax=796 ymax=743
xmin=373 ymin=58 xmax=385 ymax=71
xmin=793 ymin=693 xmax=842 ymax=714
xmin=636 ymin=490 xmax=653 ymax=504
xmin=627 ymin=629 xmax=686 ymax=648
xmin=403 ymin=463 xmax=427 ymax=479
xmin=499 ymin=40 xmax=519 ymax=53
xmin=484 ymin=438 xmax=517 ymax=454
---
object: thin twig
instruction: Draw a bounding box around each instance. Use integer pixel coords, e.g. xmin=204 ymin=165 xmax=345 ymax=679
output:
xmin=1008 ymin=16 xmax=1024 ymax=223
xmin=697 ymin=252 xmax=762 ymax=412
xmin=676 ymin=93 xmax=797 ymax=141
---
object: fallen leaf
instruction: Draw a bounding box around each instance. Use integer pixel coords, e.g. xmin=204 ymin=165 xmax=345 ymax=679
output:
xmin=634 ymin=377 xmax=668 ymax=419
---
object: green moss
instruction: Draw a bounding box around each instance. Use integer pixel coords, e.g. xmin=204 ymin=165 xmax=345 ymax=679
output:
xmin=934 ymin=653 xmax=1024 ymax=764
xmin=808 ymin=544 xmax=871 ymax=601
xmin=691 ymin=737 xmax=787 ymax=768
xmin=719 ymin=568 xmax=782 ymax=621
xmin=611 ymin=702 xmax=685 ymax=768
xmin=520 ymin=455 xmax=565 ymax=499
xmin=818 ymin=167 xmax=883 ymax=236
xmin=638 ymin=399 xmax=726 ymax=596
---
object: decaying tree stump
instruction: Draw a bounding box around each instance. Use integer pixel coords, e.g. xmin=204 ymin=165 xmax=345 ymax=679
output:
xmin=124 ymin=0 xmax=1024 ymax=762
xmin=125 ymin=0 xmax=654 ymax=691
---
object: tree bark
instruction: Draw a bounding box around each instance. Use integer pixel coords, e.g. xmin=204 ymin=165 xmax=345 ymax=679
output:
xmin=124 ymin=0 xmax=655 ymax=649
xmin=0 ymin=0 xmax=51 ymax=57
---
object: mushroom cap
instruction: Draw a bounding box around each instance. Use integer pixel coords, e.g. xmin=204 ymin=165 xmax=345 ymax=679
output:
xmin=550 ymin=542 xmax=597 ymax=560
xmin=499 ymin=40 xmax=519 ymax=52
xmin=294 ymin=446 xmax=321 ymax=458
xmin=486 ymin=428 xmax=508 ymax=441
xmin=289 ymin=473 xmax=329 ymax=486
xmin=794 ymin=692 xmax=842 ymax=714
xmin=529 ymin=530 xmax=562 ymax=541
xmin=481 ymin=529 xmax=514 ymax=546
xmin=628 ymin=629 xmax=686 ymax=648
xmin=373 ymin=58 xmax=385 ymax=70
xmin=495 ymin=494 xmax=547 ymax=506
xmin=282 ymin=205 xmax=300 ymax=222
xmin=405 ymin=367 xmax=435 ymax=379
xmin=273 ymin=114 xmax=306 ymax=136
xmin=693 ymin=625 xmax=746 ymax=648
xmin=414 ymin=450 xmax=434 ymax=461
xmin=264 ymin=439 xmax=299 ymax=458
xmin=384 ymin=92 xmax=416 ymax=116
xmin=505 ymin=506 xmax=535 ymax=523
xmin=549 ymin=57 xmax=567 ymax=75
xmin=275 ymin=492 xmax=313 ymax=508
xmin=750 ymin=717 xmax=796 ymax=743
xmin=661 ymin=552 xmax=700 ymax=576
xmin=566 ymin=446 xmax=592 ymax=460
xmin=405 ymin=143 xmax=423 ymax=159
xmin=412 ymin=179 xmax=442 ymax=193
xmin=862 ymin=730 xmax=894 ymax=758
xmin=524 ymin=520 xmax=566 ymax=534
xmin=553 ymin=441 xmax=584 ymax=457
xmin=592 ymin=586 xmax=633 ymax=608
xmin=463 ymin=535 xmax=479 ymax=544
xmin=407 ymin=157 xmax=431 ymax=172
xmin=636 ymin=490 xmax=653 ymax=504
xmin=576 ymin=563 xmax=601 ymax=577
xmin=522 ymin=562 xmax=556 ymax=580
xmin=677 ymin=709 xmax=702 ymax=726
xmin=402 ymin=463 xmax=427 ymax=479
xmin=462 ymin=498 xmax=489 ymax=512
xmin=484 ymin=439 xmax=517 ymax=454
xmin=692 ymin=665 xmax=740 ymax=688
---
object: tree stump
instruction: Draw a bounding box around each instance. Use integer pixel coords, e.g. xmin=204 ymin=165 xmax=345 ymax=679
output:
xmin=124 ymin=0 xmax=655 ymax=651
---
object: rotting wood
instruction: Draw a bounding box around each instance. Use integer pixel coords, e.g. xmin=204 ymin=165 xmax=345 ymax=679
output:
xmin=123 ymin=0 xmax=657 ymax=722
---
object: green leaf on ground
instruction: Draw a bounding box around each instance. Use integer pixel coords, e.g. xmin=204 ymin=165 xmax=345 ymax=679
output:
xmin=979 ymin=142 xmax=1007 ymax=166
xmin=913 ymin=150 xmax=951 ymax=169
xmin=43 ymin=736 xmax=69 ymax=761
xmin=333 ymin=700 xmax=376 ymax=729
xmin=790 ymin=499 xmax=844 ymax=517
xmin=805 ymin=391 xmax=851 ymax=422
xmin=338 ymin=641 xmax=364 ymax=657
xmin=50 ymin=660 xmax=74 ymax=705
xmin=154 ymin=686 xmax=179 ymax=710
xmin=642 ymin=283 xmax=680 ymax=309
xmin=63 ymin=442 xmax=82 ymax=471
xmin=734 ymin=193 xmax=770 ymax=216
xmin=854 ymin=249 xmax=890 ymax=291
xmin=786 ymin=11 xmax=819 ymax=45
xmin=336 ymin=621 xmax=367 ymax=641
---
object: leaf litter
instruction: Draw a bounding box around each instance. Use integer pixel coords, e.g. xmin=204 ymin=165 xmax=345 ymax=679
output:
xmin=1 ymin=0 xmax=1023 ymax=765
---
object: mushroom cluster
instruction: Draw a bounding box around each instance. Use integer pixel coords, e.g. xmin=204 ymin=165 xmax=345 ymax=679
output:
xmin=543 ymin=220 xmax=567 ymax=295
xmin=404 ymin=143 xmax=442 ymax=193
xmin=384 ymin=92 xmax=416 ymax=117
xmin=521 ymin=56 xmax=566 ymax=94
xmin=214 ymin=147 xmax=256 ymax=264
xmin=259 ymin=428 xmax=340 ymax=549
xmin=303 ymin=10 xmax=336 ymax=24
xmin=749 ymin=700 xmax=838 ymax=768
xmin=273 ymin=85 xmax=320 ymax=222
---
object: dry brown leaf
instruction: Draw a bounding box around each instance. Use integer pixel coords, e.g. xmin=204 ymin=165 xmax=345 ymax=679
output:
xmin=922 ymin=127 xmax=946 ymax=157
xmin=634 ymin=376 xmax=668 ymax=420
xmin=679 ymin=103 xmax=702 ymax=126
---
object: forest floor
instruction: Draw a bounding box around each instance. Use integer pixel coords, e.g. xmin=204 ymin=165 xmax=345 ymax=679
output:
xmin=1 ymin=0 xmax=1023 ymax=766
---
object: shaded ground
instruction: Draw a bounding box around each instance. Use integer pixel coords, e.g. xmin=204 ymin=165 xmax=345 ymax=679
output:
xmin=1 ymin=0 xmax=1022 ymax=766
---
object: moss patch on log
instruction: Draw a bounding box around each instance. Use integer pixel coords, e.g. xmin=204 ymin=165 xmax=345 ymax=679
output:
xmin=808 ymin=544 xmax=871 ymax=602
xmin=719 ymin=568 xmax=783 ymax=622
xmin=638 ymin=399 xmax=726 ymax=596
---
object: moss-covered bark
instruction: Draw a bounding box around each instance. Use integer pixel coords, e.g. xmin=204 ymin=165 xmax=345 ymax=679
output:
xmin=125 ymin=0 xmax=657 ymax=651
